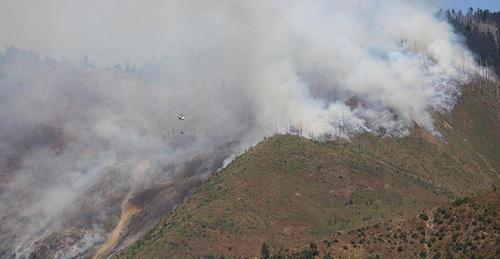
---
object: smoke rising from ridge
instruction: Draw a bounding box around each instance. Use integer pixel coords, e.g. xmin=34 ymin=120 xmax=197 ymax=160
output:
xmin=0 ymin=0 xmax=479 ymax=257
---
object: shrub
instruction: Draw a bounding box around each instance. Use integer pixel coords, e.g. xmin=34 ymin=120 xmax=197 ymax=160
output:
xmin=261 ymin=242 xmax=270 ymax=259
xmin=298 ymin=243 xmax=319 ymax=258
xmin=309 ymin=243 xmax=319 ymax=256
xmin=452 ymin=197 xmax=470 ymax=207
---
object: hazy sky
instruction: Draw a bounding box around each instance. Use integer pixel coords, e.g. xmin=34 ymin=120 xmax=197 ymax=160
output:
xmin=442 ymin=0 xmax=500 ymax=11
xmin=0 ymin=0 xmax=497 ymax=67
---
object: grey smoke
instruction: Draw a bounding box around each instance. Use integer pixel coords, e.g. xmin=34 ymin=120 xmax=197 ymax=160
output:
xmin=0 ymin=0 xmax=479 ymax=257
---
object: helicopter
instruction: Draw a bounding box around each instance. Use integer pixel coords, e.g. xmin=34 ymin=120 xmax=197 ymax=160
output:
xmin=177 ymin=114 xmax=186 ymax=134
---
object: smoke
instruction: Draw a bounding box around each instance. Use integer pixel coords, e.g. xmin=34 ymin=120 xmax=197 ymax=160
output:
xmin=0 ymin=0 xmax=478 ymax=257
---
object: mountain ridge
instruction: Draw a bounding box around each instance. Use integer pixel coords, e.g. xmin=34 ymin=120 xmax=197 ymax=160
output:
xmin=116 ymin=80 xmax=499 ymax=258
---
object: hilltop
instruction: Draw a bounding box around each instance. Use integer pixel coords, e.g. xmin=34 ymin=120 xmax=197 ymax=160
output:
xmin=116 ymin=81 xmax=499 ymax=258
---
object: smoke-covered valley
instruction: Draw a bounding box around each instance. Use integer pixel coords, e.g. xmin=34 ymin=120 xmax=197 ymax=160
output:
xmin=0 ymin=0 xmax=485 ymax=258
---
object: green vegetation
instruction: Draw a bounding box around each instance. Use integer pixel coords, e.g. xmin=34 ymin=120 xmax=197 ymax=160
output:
xmin=261 ymin=242 xmax=270 ymax=259
xmin=116 ymin=82 xmax=499 ymax=258
xmin=283 ymin=190 xmax=499 ymax=258
xmin=447 ymin=8 xmax=500 ymax=75
xmin=294 ymin=243 xmax=319 ymax=259
xmin=419 ymin=213 xmax=429 ymax=221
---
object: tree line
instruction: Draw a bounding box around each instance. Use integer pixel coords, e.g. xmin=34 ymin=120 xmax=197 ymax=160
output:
xmin=442 ymin=8 xmax=500 ymax=76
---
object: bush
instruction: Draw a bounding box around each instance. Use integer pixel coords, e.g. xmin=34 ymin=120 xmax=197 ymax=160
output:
xmin=420 ymin=251 xmax=427 ymax=258
xmin=452 ymin=197 xmax=470 ymax=207
xmin=298 ymin=243 xmax=319 ymax=258
xmin=310 ymin=243 xmax=319 ymax=256
xmin=261 ymin=242 xmax=270 ymax=259
xmin=420 ymin=213 xmax=429 ymax=221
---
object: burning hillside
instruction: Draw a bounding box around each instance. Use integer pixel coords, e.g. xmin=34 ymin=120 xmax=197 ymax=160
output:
xmin=0 ymin=1 xmax=495 ymax=258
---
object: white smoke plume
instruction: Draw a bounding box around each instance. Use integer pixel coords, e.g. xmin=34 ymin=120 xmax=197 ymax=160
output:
xmin=0 ymin=0 xmax=478 ymax=257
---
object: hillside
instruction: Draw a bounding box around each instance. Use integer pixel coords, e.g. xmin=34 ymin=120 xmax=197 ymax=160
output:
xmin=116 ymin=80 xmax=499 ymax=258
xmin=446 ymin=8 xmax=500 ymax=75
xmin=280 ymin=190 xmax=499 ymax=258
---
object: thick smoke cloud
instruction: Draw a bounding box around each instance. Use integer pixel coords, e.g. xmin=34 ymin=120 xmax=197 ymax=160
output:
xmin=0 ymin=0 xmax=478 ymax=257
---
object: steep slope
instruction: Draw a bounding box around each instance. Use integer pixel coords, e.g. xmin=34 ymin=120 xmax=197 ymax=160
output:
xmin=280 ymin=190 xmax=499 ymax=259
xmin=117 ymin=81 xmax=499 ymax=258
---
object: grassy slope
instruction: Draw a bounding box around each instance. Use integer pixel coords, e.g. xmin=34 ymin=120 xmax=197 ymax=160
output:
xmin=117 ymin=82 xmax=499 ymax=258
xmin=283 ymin=190 xmax=499 ymax=259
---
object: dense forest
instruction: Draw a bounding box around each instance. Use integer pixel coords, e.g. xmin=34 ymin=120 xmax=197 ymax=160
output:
xmin=444 ymin=8 xmax=500 ymax=76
